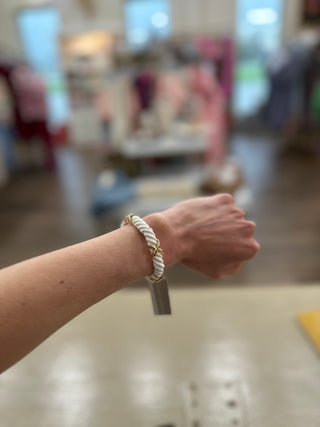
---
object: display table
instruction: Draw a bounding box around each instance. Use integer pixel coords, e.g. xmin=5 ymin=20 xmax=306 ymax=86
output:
xmin=1 ymin=286 xmax=320 ymax=427
xmin=120 ymin=134 xmax=207 ymax=159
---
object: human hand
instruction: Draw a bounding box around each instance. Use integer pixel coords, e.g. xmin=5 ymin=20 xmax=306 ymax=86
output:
xmin=144 ymin=194 xmax=259 ymax=279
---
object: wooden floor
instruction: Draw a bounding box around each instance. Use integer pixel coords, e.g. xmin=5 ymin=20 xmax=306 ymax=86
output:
xmin=1 ymin=132 xmax=320 ymax=286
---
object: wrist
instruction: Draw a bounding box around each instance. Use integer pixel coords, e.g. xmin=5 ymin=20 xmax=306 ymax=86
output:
xmin=117 ymin=225 xmax=154 ymax=279
xmin=143 ymin=211 xmax=185 ymax=267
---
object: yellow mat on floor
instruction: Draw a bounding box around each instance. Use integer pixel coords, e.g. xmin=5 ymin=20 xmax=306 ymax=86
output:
xmin=298 ymin=310 xmax=320 ymax=353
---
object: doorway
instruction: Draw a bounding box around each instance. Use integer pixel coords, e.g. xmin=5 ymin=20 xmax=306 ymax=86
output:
xmin=16 ymin=6 xmax=70 ymax=128
xmin=233 ymin=0 xmax=283 ymax=118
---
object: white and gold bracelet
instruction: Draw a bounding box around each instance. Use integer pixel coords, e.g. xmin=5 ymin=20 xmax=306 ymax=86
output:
xmin=121 ymin=213 xmax=171 ymax=315
xmin=121 ymin=213 xmax=165 ymax=283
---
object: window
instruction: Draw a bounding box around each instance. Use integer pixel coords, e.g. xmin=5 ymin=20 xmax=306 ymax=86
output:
xmin=233 ymin=0 xmax=283 ymax=117
xmin=16 ymin=7 xmax=70 ymax=126
xmin=125 ymin=0 xmax=171 ymax=49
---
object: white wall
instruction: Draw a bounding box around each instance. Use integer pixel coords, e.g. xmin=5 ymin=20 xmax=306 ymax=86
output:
xmin=282 ymin=0 xmax=301 ymax=43
xmin=58 ymin=0 xmax=237 ymax=39
xmin=0 ymin=0 xmax=307 ymax=59
xmin=56 ymin=0 xmax=123 ymax=36
xmin=0 ymin=0 xmax=56 ymax=57
xmin=0 ymin=0 xmax=124 ymax=57
xmin=171 ymin=0 xmax=236 ymax=36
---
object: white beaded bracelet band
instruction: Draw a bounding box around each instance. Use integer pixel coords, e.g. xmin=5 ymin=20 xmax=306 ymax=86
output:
xmin=121 ymin=214 xmax=165 ymax=283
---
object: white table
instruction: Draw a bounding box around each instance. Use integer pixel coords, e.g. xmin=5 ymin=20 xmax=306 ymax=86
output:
xmin=120 ymin=134 xmax=207 ymax=159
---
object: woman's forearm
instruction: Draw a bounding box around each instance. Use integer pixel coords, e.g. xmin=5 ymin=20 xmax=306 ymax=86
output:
xmin=0 ymin=225 xmax=155 ymax=373
xmin=0 ymin=194 xmax=260 ymax=373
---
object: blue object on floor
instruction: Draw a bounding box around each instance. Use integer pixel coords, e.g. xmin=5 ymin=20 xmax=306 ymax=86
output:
xmin=91 ymin=170 xmax=136 ymax=217
xmin=0 ymin=126 xmax=16 ymax=171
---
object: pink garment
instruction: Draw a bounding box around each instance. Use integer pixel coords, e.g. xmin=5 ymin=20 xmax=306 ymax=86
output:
xmin=11 ymin=66 xmax=47 ymax=122
xmin=156 ymin=71 xmax=188 ymax=114
xmin=194 ymin=36 xmax=234 ymax=101
xmin=94 ymin=87 xmax=112 ymax=122
xmin=189 ymin=65 xmax=227 ymax=164
xmin=157 ymin=66 xmax=227 ymax=164
xmin=220 ymin=38 xmax=234 ymax=101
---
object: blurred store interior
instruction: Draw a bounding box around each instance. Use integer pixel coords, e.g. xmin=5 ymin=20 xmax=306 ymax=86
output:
xmin=2 ymin=1 xmax=320 ymax=425
xmin=2 ymin=0 xmax=320 ymax=286
xmin=2 ymin=0 xmax=320 ymax=285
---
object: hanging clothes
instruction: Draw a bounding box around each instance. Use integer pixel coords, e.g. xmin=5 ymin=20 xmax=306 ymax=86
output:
xmin=262 ymin=39 xmax=316 ymax=131
xmin=0 ymin=63 xmax=56 ymax=170
xmin=189 ymin=64 xmax=227 ymax=164
xmin=305 ymin=41 xmax=320 ymax=125
xmin=0 ymin=75 xmax=15 ymax=172
xmin=133 ymin=70 xmax=156 ymax=112
xmin=0 ymin=76 xmax=13 ymax=125
xmin=154 ymin=68 xmax=189 ymax=133
xmin=11 ymin=65 xmax=47 ymax=123
xmin=194 ymin=36 xmax=235 ymax=102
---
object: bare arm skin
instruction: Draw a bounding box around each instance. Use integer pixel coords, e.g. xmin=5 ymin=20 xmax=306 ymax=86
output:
xmin=0 ymin=194 xmax=259 ymax=373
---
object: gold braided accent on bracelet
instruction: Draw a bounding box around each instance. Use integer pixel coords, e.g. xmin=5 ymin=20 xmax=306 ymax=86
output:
xmin=148 ymin=239 xmax=163 ymax=258
xmin=124 ymin=213 xmax=135 ymax=225
xmin=149 ymin=271 xmax=165 ymax=283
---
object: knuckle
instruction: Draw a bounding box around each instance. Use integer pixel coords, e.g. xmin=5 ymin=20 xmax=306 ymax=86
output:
xmin=248 ymin=240 xmax=260 ymax=257
xmin=225 ymin=264 xmax=242 ymax=275
xmin=207 ymin=270 xmax=222 ymax=279
xmin=245 ymin=220 xmax=256 ymax=233
xmin=219 ymin=193 xmax=234 ymax=204
xmin=234 ymin=263 xmax=243 ymax=273
xmin=234 ymin=207 xmax=245 ymax=218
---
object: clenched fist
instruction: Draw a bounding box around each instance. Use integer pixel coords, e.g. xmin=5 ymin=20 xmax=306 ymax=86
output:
xmin=145 ymin=194 xmax=259 ymax=279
